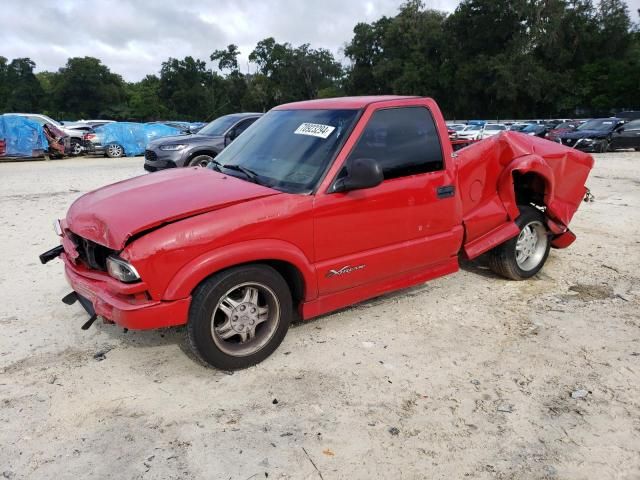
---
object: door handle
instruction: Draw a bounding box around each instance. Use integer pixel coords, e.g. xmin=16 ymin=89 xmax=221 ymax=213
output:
xmin=436 ymin=185 xmax=455 ymax=199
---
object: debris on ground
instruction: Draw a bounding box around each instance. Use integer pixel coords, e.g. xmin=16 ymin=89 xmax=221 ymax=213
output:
xmin=571 ymin=389 xmax=589 ymax=399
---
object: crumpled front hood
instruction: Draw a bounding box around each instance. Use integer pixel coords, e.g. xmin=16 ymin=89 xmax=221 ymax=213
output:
xmin=66 ymin=168 xmax=280 ymax=250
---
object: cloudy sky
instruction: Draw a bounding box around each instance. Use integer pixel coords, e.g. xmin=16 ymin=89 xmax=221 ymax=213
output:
xmin=2 ymin=0 xmax=638 ymax=81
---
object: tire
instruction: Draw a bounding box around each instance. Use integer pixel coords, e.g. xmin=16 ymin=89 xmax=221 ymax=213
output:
xmin=598 ymin=139 xmax=609 ymax=153
xmin=634 ymin=147 xmax=640 ymax=152
xmin=70 ymin=140 xmax=83 ymax=156
xmin=487 ymin=205 xmax=551 ymax=280
xmin=188 ymin=154 xmax=214 ymax=167
xmin=105 ymin=144 xmax=124 ymax=158
xmin=187 ymin=264 xmax=293 ymax=370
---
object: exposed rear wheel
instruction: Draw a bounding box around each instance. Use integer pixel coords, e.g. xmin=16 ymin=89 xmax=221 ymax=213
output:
xmin=487 ymin=206 xmax=550 ymax=280
xmin=70 ymin=140 xmax=83 ymax=156
xmin=187 ymin=265 xmax=293 ymax=369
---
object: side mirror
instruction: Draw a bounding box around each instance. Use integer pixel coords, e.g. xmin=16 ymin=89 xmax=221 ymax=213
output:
xmin=224 ymin=130 xmax=236 ymax=146
xmin=332 ymin=158 xmax=384 ymax=193
xmin=615 ymin=126 xmax=624 ymax=133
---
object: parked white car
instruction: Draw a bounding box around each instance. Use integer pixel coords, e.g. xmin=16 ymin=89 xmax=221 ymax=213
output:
xmin=456 ymin=124 xmax=484 ymax=140
xmin=479 ymin=123 xmax=507 ymax=139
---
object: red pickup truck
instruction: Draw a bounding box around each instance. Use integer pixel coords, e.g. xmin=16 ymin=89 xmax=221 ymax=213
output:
xmin=40 ymin=96 xmax=593 ymax=369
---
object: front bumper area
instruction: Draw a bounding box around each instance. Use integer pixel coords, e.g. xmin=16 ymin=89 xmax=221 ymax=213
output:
xmin=62 ymin=253 xmax=190 ymax=330
xmin=144 ymin=149 xmax=182 ymax=171
xmin=82 ymin=141 xmax=105 ymax=155
xmin=558 ymin=138 xmax=604 ymax=152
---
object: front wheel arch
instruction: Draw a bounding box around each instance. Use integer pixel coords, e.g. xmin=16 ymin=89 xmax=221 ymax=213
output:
xmin=162 ymin=240 xmax=317 ymax=302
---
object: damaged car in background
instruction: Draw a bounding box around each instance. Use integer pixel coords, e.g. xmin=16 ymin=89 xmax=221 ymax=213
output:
xmin=557 ymin=117 xmax=622 ymax=152
xmin=41 ymin=96 xmax=593 ymax=370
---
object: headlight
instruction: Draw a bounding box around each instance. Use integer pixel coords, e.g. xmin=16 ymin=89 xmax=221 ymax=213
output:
xmin=106 ymin=255 xmax=141 ymax=283
xmin=159 ymin=144 xmax=186 ymax=151
xmin=581 ymin=138 xmax=594 ymax=143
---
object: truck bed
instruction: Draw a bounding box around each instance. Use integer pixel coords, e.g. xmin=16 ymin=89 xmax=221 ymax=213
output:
xmin=455 ymin=132 xmax=594 ymax=258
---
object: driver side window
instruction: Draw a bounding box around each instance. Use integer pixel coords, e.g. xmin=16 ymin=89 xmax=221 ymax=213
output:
xmin=345 ymin=107 xmax=444 ymax=180
xmin=232 ymin=118 xmax=257 ymax=139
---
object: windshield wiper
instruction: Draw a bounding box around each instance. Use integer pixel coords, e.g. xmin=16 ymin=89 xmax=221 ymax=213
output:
xmin=222 ymin=164 xmax=261 ymax=184
xmin=205 ymin=158 xmax=223 ymax=172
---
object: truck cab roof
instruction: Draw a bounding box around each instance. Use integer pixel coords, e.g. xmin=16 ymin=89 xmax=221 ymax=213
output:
xmin=274 ymin=96 xmax=420 ymax=110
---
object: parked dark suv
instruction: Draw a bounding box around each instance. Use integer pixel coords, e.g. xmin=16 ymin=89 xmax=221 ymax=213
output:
xmin=144 ymin=113 xmax=262 ymax=171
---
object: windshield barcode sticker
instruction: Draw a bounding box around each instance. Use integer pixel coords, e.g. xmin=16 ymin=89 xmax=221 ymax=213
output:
xmin=294 ymin=123 xmax=336 ymax=139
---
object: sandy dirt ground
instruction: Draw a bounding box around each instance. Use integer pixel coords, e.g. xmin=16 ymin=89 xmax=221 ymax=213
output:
xmin=0 ymin=152 xmax=639 ymax=480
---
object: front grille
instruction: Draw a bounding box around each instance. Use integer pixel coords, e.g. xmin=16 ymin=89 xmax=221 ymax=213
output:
xmin=145 ymin=150 xmax=157 ymax=162
xmin=69 ymin=233 xmax=113 ymax=271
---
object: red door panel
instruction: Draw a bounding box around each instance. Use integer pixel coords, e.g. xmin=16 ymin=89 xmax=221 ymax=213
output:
xmin=313 ymin=180 xmax=417 ymax=295
xmin=312 ymin=99 xmax=463 ymax=297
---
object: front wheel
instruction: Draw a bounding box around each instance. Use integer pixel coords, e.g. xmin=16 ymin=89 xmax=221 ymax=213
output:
xmin=487 ymin=206 xmax=550 ymax=280
xmin=598 ymin=139 xmax=610 ymax=153
xmin=188 ymin=154 xmax=214 ymax=167
xmin=187 ymin=265 xmax=293 ymax=369
xmin=105 ymin=144 xmax=124 ymax=158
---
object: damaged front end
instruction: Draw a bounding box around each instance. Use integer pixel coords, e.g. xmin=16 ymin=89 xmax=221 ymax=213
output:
xmin=40 ymin=219 xmax=191 ymax=331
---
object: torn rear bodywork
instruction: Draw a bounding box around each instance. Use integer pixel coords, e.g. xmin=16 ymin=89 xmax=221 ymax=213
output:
xmin=456 ymin=132 xmax=593 ymax=258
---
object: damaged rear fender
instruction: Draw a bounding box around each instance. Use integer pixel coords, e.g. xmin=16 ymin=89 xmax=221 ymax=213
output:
xmin=497 ymin=154 xmax=555 ymax=221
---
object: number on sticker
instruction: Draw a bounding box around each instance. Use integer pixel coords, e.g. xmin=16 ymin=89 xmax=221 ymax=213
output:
xmin=294 ymin=123 xmax=336 ymax=139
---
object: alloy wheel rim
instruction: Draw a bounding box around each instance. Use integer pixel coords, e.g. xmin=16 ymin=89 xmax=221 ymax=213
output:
xmin=108 ymin=145 xmax=122 ymax=156
xmin=210 ymin=282 xmax=280 ymax=357
xmin=515 ymin=221 xmax=547 ymax=271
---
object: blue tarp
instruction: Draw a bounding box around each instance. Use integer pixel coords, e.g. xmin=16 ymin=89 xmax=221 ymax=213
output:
xmin=0 ymin=115 xmax=49 ymax=157
xmin=94 ymin=122 xmax=182 ymax=156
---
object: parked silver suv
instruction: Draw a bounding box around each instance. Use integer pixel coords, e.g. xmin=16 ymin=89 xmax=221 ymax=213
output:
xmin=144 ymin=113 xmax=262 ymax=171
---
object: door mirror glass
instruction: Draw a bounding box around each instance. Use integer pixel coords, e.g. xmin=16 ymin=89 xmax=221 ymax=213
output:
xmin=332 ymin=158 xmax=384 ymax=193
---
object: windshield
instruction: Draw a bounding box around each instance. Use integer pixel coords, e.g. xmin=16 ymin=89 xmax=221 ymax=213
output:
xmin=198 ymin=115 xmax=244 ymax=136
xmin=522 ymin=124 xmax=541 ymax=133
xmin=485 ymin=124 xmax=505 ymax=131
xmin=465 ymin=124 xmax=482 ymax=131
xmin=578 ymin=119 xmax=617 ymax=132
xmin=211 ymin=109 xmax=359 ymax=194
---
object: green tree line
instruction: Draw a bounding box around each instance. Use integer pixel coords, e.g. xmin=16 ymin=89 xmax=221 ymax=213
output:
xmin=0 ymin=0 xmax=638 ymax=121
